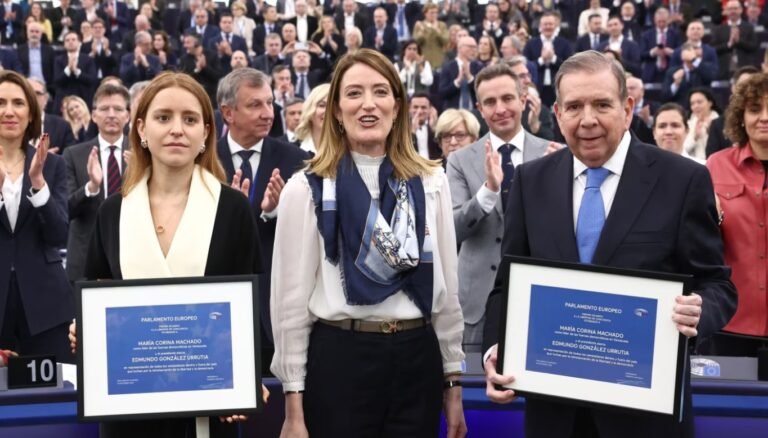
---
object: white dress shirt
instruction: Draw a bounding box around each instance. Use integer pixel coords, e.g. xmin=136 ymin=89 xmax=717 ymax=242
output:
xmin=476 ymin=129 xmax=527 ymax=213
xmin=300 ymin=136 xmax=316 ymax=155
xmin=572 ymin=131 xmax=630 ymax=229
xmin=415 ymin=123 xmax=429 ymax=158
xmin=344 ymin=13 xmax=355 ymax=31
xmin=296 ymin=15 xmax=308 ymax=42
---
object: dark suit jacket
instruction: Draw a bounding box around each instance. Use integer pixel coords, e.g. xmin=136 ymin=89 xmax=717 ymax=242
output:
xmin=662 ymin=62 xmax=715 ymax=107
xmin=334 ymin=12 xmax=367 ymax=33
xmin=44 ymin=114 xmax=76 ymax=153
xmin=207 ymin=33 xmax=248 ymax=74
xmin=0 ymin=47 xmax=21 ymax=73
xmin=670 ymin=43 xmax=719 ymax=78
xmin=483 ymin=140 xmax=736 ymax=438
xmin=252 ymin=22 xmax=282 ymax=55
xmin=178 ymin=49 xmax=222 ymax=108
xmin=80 ymin=40 xmax=120 ymax=79
xmin=621 ymin=18 xmax=643 ymax=43
xmin=710 ymin=22 xmax=759 ymax=80
xmin=363 ymin=25 xmax=399 ymax=61
xmin=706 ymin=116 xmax=731 ymax=157
xmin=290 ymin=69 xmax=325 ymax=98
xmin=384 ymin=2 xmax=422 ymax=33
xmin=251 ymin=53 xmax=285 ymax=75
xmin=286 ymin=15 xmax=318 ymax=41
xmin=186 ymin=24 xmax=221 ymax=49
xmin=216 ymin=136 xmax=309 ymax=344
xmin=62 ymin=137 xmax=128 ymax=282
xmin=17 ymin=43 xmax=55 ymax=88
xmin=574 ymin=33 xmax=608 ymax=53
xmin=0 ymin=3 xmax=23 ymax=45
xmin=53 ymin=53 xmax=97 ymax=116
xmin=119 ymin=52 xmax=162 ymax=87
xmin=483 ymin=139 xmax=737 ymax=437
xmin=640 ymin=27 xmax=683 ymax=83
xmin=523 ymin=36 xmax=573 ymax=105
xmin=0 ymin=147 xmax=72 ymax=336
xmin=49 ymin=6 xmax=85 ymax=44
xmin=411 ymin=126 xmax=441 ymax=160
xmin=438 ymin=59 xmax=482 ymax=111
xmin=598 ymin=38 xmax=642 ymax=77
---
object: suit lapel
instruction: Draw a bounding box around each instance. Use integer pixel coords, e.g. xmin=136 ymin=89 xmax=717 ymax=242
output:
xmin=551 ymin=151 xmax=580 ymax=262
xmin=16 ymin=146 xmax=36 ymax=230
xmin=216 ymin=137 xmax=236 ymax=181
xmin=592 ymin=142 xmax=658 ymax=265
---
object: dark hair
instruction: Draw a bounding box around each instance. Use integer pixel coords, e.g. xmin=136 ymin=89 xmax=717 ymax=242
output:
xmin=688 ymin=86 xmax=720 ymax=114
xmin=184 ymin=31 xmax=202 ymax=48
xmin=733 ymin=65 xmax=760 ymax=83
xmin=91 ymin=17 xmax=106 ymax=27
xmin=272 ymin=64 xmax=290 ymax=76
xmin=0 ymin=71 xmax=41 ymax=147
xmin=92 ymin=83 xmax=131 ymax=108
xmin=474 ymin=63 xmax=522 ymax=96
xmin=409 ymin=92 xmax=431 ymax=105
xmin=541 ymin=11 xmax=562 ymax=21
xmin=400 ymin=39 xmax=421 ymax=60
xmin=219 ymin=11 xmax=233 ymax=20
xmin=588 ymin=13 xmax=602 ymax=22
xmin=151 ymin=30 xmax=171 ymax=54
xmin=652 ymin=103 xmax=687 ymax=130
xmin=725 ymin=73 xmax=768 ymax=146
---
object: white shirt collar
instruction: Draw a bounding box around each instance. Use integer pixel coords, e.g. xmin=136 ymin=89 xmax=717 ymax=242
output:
xmin=490 ymin=128 xmax=526 ymax=152
xmin=227 ymin=132 xmax=264 ymax=154
xmin=573 ymin=131 xmax=630 ymax=179
xmin=98 ymin=134 xmax=124 ymax=151
xmin=300 ymin=136 xmax=316 ymax=154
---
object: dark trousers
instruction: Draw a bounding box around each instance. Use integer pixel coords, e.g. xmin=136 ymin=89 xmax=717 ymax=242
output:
xmin=100 ymin=418 xmax=239 ymax=438
xmin=0 ymin=272 xmax=73 ymax=364
xmin=304 ymin=322 xmax=444 ymax=438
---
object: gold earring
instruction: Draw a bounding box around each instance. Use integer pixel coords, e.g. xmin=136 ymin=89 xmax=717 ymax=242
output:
xmin=140 ymin=139 xmax=149 ymax=149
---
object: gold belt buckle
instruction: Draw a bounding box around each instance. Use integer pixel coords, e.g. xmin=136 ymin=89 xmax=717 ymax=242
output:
xmin=380 ymin=320 xmax=402 ymax=333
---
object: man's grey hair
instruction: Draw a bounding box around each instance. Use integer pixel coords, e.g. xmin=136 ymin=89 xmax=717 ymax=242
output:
xmin=504 ymin=55 xmax=528 ymax=69
xmin=27 ymin=76 xmax=47 ymax=94
xmin=129 ymin=80 xmax=151 ymax=102
xmin=554 ymin=50 xmax=628 ymax=103
xmin=504 ymin=35 xmax=524 ymax=54
xmin=217 ymin=68 xmax=272 ymax=107
xmin=135 ymin=30 xmax=151 ymax=44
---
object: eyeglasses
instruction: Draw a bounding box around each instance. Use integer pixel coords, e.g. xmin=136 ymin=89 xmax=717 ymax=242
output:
xmin=441 ymin=132 xmax=470 ymax=143
xmin=96 ymin=105 xmax=127 ymax=113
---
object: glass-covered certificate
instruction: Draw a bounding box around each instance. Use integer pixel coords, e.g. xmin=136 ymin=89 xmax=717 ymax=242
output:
xmin=497 ymin=257 xmax=690 ymax=418
xmin=76 ymin=276 xmax=261 ymax=422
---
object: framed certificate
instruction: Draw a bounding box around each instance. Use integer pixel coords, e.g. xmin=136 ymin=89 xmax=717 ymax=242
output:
xmin=497 ymin=256 xmax=691 ymax=419
xmin=76 ymin=275 xmax=262 ymax=422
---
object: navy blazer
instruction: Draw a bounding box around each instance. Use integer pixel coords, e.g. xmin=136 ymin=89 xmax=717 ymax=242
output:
xmin=17 ymin=44 xmax=55 ymax=88
xmin=0 ymin=3 xmax=23 ymax=45
xmin=522 ymin=36 xmax=574 ymax=84
xmin=0 ymin=48 xmax=21 ymax=73
xmin=119 ymin=52 xmax=161 ymax=87
xmin=640 ymin=27 xmax=682 ymax=83
xmin=670 ymin=43 xmax=719 ymax=79
xmin=53 ymin=54 xmax=97 ymax=116
xmin=384 ymin=2 xmax=422 ymax=33
xmin=252 ymin=22 xmax=282 ymax=56
xmin=438 ymin=59 xmax=482 ymax=111
xmin=598 ymin=39 xmax=642 ymax=78
xmin=661 ymin=62 xmax=715 ymax=107
xmin=0 ymin=147 xmax=72 ymax=336
xmin=575 ymin=33 xmax=608 ymax=53
xmin=363 ymin=25 xmax=399 ymax=62
xmin=80 ymin=40 xmax=120 ymax=79
xmin=483 ymin=139 xmax=736 ymax=437
xmin=216 ymin=136 xmax=309 ymax=344
xmin=186 ymin=25 xmax=221 ymax=49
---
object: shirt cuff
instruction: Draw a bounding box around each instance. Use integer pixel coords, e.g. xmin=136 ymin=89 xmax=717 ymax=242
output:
xmin=483 ymin=346 xmax=495 ymax=365
xmin=28 ymin=183 xmax=50 ymax=207
xmin=282 ymin=380 xmax=305 ymax=392
xmin=443 ymin=360 xmax=464 ymax=375
xmin=84 ymin=182 xmax=100 ymax=197
xmin=670 ymin=83 xmax=679 ymax=95
xmin=693 ymin=58 xmax=702 ymax=68
xmin=477 ymin=183 xmax=500 ymax=214
xmin=260 ymin=209 xmax=278 ymax=222
xmin=64 ymin=66 xmax=72 ymax=76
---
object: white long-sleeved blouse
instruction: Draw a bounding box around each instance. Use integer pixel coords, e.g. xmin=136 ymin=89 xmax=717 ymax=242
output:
xmin=270 ymin=153 xmax=465 ymax=392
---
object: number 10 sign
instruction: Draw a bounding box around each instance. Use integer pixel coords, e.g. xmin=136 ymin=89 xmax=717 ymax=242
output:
xmin=7 ymin=354 xmax=59 ymax=389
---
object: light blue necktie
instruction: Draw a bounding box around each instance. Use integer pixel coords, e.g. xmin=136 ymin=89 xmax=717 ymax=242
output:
xmin=397 ymin=5 xmax=405 ymax=39
xmin=459 ymin=78 xmax=471 ymax=110
xmin=576 ymin=167 xmax=611 ymax=264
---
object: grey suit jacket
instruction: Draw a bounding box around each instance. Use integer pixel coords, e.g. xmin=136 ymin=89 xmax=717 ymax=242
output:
xmin=63 ymin=137 xmax=128 ymax=283
xmin=446 ymin=131 xmax=548 ymax=325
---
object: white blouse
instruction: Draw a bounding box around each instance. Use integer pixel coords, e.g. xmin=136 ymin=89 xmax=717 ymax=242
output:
xmin=270 ymin=154 xmax=465 ymax=391
xmin=0 ymin=176 xmax=50 ymax=232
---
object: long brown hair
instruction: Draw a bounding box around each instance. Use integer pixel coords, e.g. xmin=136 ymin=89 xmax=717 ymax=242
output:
xmin=123 ymin=72 xmax=225 ymax=195
xmin=309 ymin=49 xmax=439 ymax=179
xmin=0 ymin=71 xmax=41 ymax=148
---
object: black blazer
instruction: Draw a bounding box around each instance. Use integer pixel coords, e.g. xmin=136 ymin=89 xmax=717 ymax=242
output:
xmin=252 ymin=22 xmax=282 ymax=55
xmin=575 ymin=33 xmax=608 ymax=53
xmin=85 ymin=183 xmax=261 ymax=280
xmin=53 ymin=53 xmax=98 ymax=117
xmin=482 ymin=139 xmax=737 ymax=437
xmin=334 ymin=12 xmax=367 ymax=33
xmin=80 ymin=40 xmax=120 ymax=79
xmin=0 ymin=147 xmax=72 ymax=336
xmin=363 ymin=25 xmax=399 ymax=62
xmin=710 ymin=22 xmax=759 ymax=80
xmin=216 ymin=136 xmax=309 ymax=344
xmin=286 ymin=15 xmax=318 ymax=41
xmin=50 ymin=7 xmax=85 ymax=43
xmin=44 ymin=114 xmax=77 ymax=153
xmin=438 ymin=59 xmax=482 ymax=111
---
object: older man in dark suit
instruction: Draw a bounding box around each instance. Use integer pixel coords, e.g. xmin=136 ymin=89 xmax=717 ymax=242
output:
xmin=62 ymin=84 xmax=131 ymax=284
xmin=216 ymin=68 xmax=309 ymax=375
xmin=483 ymin=51 xmax=736 ymax=438
xmin=17 ymin=22 xmax=54 ymax=90
xmin=522 ymin=11 xmax=574 ymax=107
